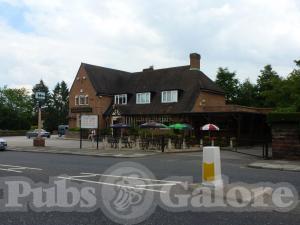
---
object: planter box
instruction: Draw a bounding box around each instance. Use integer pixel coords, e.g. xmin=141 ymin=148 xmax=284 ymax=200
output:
xmin=33 ymin=137 xmax=45 ymax=147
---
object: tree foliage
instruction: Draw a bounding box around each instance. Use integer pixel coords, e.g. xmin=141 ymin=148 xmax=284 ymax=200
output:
xmin=215 ymin=67 xmax=239 ymax=103
xmin=43 ymin=81 xmax=69 ymax=132
xmin=216 ymin=60 xmax=300 ymax=112
xmin=0 ymin=87 xmax=32 ymax=130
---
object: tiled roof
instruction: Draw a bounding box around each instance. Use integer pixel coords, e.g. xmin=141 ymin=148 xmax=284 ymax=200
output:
xmin=82 ymin=63 xmax=224 ymax=115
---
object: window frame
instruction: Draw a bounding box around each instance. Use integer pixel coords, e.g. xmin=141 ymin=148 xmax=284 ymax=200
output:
xmin=161 ymin=90 xmax=178 ymax=103
xmin=136 ymin=92 xmax=151 ymax=104
xmin=114 ymin=94 xmax=127 ymax=105
xmin=75 ymin=95 xmax=79 ymax=105
xmin=76 ymin=95 xmax=89 ymax=105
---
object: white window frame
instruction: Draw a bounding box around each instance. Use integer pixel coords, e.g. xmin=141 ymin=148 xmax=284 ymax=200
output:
xmin=76 ymin=95 xmax=89 ymax=105
xmin=136 ymin=92 xmax=151 ymax=104
xmin=114 ymin=94 xmax=127 ymax=105
xmin=161 ymin=90 xmax=178 ymax=103
xmin=79 ymin=95 xmax=85 ymax=105
xmin=75 ymin=96 xmax=79 ymax=105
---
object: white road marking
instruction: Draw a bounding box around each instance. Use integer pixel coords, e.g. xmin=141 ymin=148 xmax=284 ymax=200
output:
xmin=80 ymin=172 xmax=183 ymax=184
xmin=0 ymin=164 xmax=42 ymax=170
xmin=0 ymin=168 xmax=23 ymax=173
xmin=68 ymin=174 xmax=98 ymax=178
xmin=0 ymin=164 xmax=42 ymax=173
xmin=135 ymin=183 xmax=177 ymax=187
xmin=57 ymin=176 xmax=167 ymax=193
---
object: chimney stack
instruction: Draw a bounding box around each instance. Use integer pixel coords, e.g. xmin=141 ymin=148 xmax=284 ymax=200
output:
xmin=190 ymin=53 xmax=201 ymax=70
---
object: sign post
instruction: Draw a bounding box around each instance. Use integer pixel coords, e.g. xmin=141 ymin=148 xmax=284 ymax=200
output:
xmin=33 ymin=91 xmax=46 ymax=147
xmin=80 ymin=115 xmax=99 ymax=149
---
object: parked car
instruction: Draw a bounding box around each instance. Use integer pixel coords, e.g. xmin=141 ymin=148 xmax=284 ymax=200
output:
xmin=58 ymin=125 xmax=69 ymax=137
xmin=26 ymin=129 xmax=51 ymax=138
xmin=0 ymin=138 xmax=7 ymax=150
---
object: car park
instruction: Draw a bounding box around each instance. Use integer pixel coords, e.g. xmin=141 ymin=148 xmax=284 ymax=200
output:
xmin=26 ymin=129 xmax=51 ymax=138
xmin=0 ymin=138 xmax=7 ymax=150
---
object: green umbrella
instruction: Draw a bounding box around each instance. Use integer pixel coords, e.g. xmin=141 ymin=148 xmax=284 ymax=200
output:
xmin=169 ymin=123 xmax=193 ymax=130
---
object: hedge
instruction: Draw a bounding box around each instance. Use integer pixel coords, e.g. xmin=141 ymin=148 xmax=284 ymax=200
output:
xmin=267 ymin=112 xmax=300 ymax=123
xmin=0 ymin=130 xmax=27 ymax=136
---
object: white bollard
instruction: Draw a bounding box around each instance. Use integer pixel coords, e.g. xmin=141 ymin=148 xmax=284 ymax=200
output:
xmin=118 ymin=138 xmax=122 ymax=150
xmin=182 ymin=139 xmax=187 ymax=149
xmin=135 ymin=138 xmax=140 ymax=150
xmin=200 ymin=139 xmax=203 ymax=151
xmin=202 ymin=146 xmax=223 ymax=188
xmin=168 ymin=138 xmax=172 ymax=150
xmin=102 ymin=136 xmax=107 ymax=150
xmin=230 ymin=138 xmax=233 ymax=149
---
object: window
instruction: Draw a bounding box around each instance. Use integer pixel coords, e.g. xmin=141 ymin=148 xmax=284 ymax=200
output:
xmin=136 ymin=92 xmax=151 ymax=104
xmin=75 ymin=95 xmax=89 ymax=105
xmin=161 ymin=90 xmax=178 ymax=103
xmin=75 ymin=96 xmax=79 ymax=105
xmin=114 ymin=94 xmax=127 ymax=105
xmin=79 ymin=95 xmax=85 ymax=105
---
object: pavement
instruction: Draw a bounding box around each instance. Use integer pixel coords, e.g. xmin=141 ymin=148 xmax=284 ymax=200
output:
xmin=3 ymin=136 xmax=300 ymax=174
xmin=0 ymin=150 xmax=299 ymax=225
xmin=248 ymin=160 xmax=300 ymax=171
xmin=7 ymin=145 xmax=159 ymax=158
xmin=3 ymin=135 xmax=200 ymax=158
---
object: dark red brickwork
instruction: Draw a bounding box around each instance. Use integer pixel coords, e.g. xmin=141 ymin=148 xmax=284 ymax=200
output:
xmin=272 ymin=123 xmax=300 ymax=159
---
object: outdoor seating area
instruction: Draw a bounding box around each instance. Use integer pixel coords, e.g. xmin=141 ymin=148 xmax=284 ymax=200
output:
xmin=84 ymin=121 xmax=227 ymax=152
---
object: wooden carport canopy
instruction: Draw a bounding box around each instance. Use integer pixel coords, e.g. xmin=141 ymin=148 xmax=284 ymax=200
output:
xmin=182 ymin=105 xmax=272 ymax=145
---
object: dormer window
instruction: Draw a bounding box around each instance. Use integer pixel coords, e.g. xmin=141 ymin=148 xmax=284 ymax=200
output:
xmin=136 ymin=92 xmax=151 ymax=104
xmin=114 ymin=94 xmax=127 ymax=105
xmin=161 ymin=90 xmax=178 ymax=103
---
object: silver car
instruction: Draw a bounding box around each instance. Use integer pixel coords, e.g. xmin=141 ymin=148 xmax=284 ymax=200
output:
xmin=26 ymin=129 xmax=51 ymax=138
xmin=0 ymin=138 xmax=7 ymax=150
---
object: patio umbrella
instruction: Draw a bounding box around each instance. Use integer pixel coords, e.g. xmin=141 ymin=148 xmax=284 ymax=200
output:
xmin=139 ymin=121 xmax=168 ymax=129
xmin=139 ymin=121 xmax=168 ymax=139
xmin=200 ymin=123 xmax=219 ymax=146
xmin=201 ymin=124 xmax=219 ymax=131
xmin=110 ymin=123 xmax=131 ymax=137
xmin=169 ymin=123 xmax=194 ymax=130
xmin=110 ymin=123 xmax=131 ymax=128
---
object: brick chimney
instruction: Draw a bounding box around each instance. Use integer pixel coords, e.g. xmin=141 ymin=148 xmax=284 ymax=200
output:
xmin=190 ymin=53 xmax=201 ymax=70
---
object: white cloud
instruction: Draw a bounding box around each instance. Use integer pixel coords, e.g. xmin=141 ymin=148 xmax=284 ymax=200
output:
xmin=0 ymin=0 xmax=300 ymax=90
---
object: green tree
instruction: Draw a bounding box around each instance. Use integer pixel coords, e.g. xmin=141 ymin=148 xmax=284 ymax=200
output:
xmin=215 ymin=67 xmax=239 ymax=103
xmin=43 ymin=81 xmax=69 ymax=132
xmin=282 ymin=60 xmax=300 ymax=112
xmin=256 ymin=65 xmax=281 ymax=107
xmin=236 ymin=79 xmax=259 ymax=106
xmin=0 ymin=87 xmax=32 ymax=130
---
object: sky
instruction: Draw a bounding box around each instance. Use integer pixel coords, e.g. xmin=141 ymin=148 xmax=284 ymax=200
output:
xmin=0 ymin=0 xmax=300 ymax=91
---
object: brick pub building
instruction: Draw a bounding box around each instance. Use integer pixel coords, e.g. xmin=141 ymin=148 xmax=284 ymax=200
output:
xmin=68 ymin=53 xmax=271 ymax=142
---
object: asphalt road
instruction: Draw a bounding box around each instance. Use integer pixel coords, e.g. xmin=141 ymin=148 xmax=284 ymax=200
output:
xmin=0 ymin=150 xmax=299 ymax=225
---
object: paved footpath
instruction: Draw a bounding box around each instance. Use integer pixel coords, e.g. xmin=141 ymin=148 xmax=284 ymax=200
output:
xmin=4 ymin=135 xmax=199 ymax=158
xmin=248 ymin=160 xmax=300 ymax=172
xmin=7 ymin=145 xmax=159 ymax=158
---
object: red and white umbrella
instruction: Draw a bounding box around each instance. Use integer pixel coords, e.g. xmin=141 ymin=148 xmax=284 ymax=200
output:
xmin=201 ymin=124 xmax=220 ymax=131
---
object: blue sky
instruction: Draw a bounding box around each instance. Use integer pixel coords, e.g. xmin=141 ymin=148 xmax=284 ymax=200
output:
xmin=0 ymin=0 xmax=300 ymax=91
xmin=0 ymin=1 xmax=31 ymax=32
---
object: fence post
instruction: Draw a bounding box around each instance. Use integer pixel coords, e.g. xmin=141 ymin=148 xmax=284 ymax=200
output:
xmin=168 ymin=138 xmax=172 ymax=150
xmin=161 ymin=136 xmax=165 ymax=153
xmin=135 ymin=137 xmax=140 ymax=150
